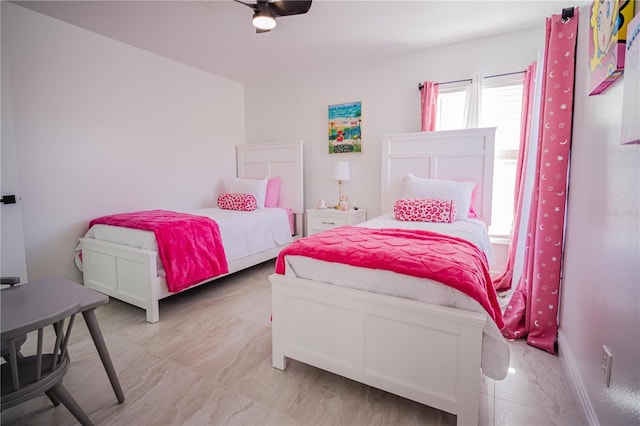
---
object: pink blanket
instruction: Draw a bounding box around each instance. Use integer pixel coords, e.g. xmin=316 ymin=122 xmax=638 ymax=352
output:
xmin=275 ymin=226 xmax=504 ymax=329
xmin=90 ymin=210 xmax=228 ymax=292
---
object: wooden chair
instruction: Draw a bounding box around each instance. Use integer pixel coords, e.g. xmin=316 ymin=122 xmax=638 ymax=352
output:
xmin=0 ymin=301 xmax=94 ymax=426
xmin=1 ymin=278 xmax=26 ymax=361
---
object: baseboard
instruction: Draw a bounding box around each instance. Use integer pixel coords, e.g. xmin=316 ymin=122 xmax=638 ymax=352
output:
xmin=558 ymin=330 xmax=599 ymax=426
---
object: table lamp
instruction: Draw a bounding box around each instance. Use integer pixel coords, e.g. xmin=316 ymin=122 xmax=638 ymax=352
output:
xmin=332 ymin=160 xmax=351 ymax=210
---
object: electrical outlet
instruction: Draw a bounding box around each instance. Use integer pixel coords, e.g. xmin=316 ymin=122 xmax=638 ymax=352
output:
xmin=601 ymin=345 xmax=613 ymax=387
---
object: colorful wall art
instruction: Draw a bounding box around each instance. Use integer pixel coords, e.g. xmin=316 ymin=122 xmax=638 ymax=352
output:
xmin=621 ymin=11 xmax=640 ymax=144
xmin=588 ymin=0 xmax=635 ymax=95
xmin=328 ymin=101 xmax=362 ymax=154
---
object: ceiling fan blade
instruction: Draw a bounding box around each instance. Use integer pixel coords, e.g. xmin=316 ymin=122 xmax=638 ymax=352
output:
xmin=233 ymin=0 xmax=260 ymax=13
xmin=268 ymin=0 xmax=312 ymax=17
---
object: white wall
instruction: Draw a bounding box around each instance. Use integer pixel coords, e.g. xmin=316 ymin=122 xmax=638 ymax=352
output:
xmin=244 ymin=26 xmax=543 ymax=220
xmin=2 ymin=3 xmax=245 ymax=282
xmin=559 ymin=5 xmax=639 ymax=426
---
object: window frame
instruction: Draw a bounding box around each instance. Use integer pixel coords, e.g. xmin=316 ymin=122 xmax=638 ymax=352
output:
xmin=434 ymin=73 xmax=525 ymax=238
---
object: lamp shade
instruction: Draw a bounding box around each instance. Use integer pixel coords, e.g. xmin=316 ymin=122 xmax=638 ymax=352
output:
xmin=332 ymin=161 xmax=351 ymax=181
xmin=252 ymin=11 xmax=276 ymax=30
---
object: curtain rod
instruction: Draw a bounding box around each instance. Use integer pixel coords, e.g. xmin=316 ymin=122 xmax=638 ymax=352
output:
xmin=417 ymin=6 xmax=575 ymax=91
xmin=417 ymin=70 xmax=525 ymax=91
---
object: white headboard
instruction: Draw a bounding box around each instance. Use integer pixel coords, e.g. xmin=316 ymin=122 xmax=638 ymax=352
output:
xmin=236 ymin=140 xmax=304 ymax=223
xmin=381 ymin=128 xmax=496 ymax=225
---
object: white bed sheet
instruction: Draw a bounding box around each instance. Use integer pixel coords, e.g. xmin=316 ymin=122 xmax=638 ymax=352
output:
xmin=361 ymin=213 xmax=495 ymax=265
xmin=79 ymin=207 xmax=293 ymax=271
xmin=281 ymin=214 xmax=509 ymax=380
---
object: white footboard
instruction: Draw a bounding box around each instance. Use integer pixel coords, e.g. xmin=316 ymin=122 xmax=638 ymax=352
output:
xmin=80 ymin=237 xmax=162 ymax=322
xmin=270 ymin=273 xmax=486 ymax=426
xmin=79 ymin=237 xmax=296 ymax=323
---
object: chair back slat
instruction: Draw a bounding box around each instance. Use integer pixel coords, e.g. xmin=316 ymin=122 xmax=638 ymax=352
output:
xmin=8 ymin=338 xmax=20 ymax=391
xmin=59 ymin=314 xmax=75 ymax=360
xmin=51 ymin=321 xmax=65 ymax=368
xmin=35 ymin=329 xmax=44 ymax=381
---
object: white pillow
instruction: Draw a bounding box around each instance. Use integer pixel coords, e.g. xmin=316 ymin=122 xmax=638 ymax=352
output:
xmin=229 ymin=177 xmax=268 ymax=208
xmin=400 ymin=174 xmax=475 ymax=220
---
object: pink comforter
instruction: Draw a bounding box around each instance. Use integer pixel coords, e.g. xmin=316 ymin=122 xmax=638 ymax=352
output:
xmin=275 ymin=226 xmax=504 ymax=329
xmin=90 ymin=210 xmax=228 ymax=292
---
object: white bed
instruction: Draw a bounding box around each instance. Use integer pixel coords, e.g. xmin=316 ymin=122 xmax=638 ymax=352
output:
xmin=78 ymin=140 xmax=303 ymax=323
xmin=270 ymin=128 xmax=503 ymax=426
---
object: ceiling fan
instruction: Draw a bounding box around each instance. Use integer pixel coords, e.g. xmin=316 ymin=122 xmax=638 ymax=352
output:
xmin=234 ymin=0 xmax=312 ymax=33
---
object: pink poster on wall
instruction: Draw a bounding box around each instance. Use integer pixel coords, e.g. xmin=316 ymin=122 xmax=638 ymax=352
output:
xmin=588 ymin=0 xmax=635 ymax=95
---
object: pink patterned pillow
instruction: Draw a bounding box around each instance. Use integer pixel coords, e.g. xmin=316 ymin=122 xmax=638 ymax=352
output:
xmin=394 ymin=198 xmax=457 ymax=223
xmin=217 ymin=193 xmax=257 ymax=211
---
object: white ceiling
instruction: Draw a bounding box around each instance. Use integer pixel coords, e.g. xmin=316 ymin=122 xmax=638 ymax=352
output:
xmin=13 ymin=0 xmax=588 ymax=84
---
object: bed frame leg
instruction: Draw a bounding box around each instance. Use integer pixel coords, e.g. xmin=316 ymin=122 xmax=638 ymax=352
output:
xmin=146 ymin=303 xmax=159 ymax=323
xmin=272 ymin=354 xmax=287 ymax=370
xmin=271 ymin=314 xmax=287 ymax=370
xmin=455 ymin=374 xmax=481 ymax=426
xmin=270 ymin=274 xmax=287 ymax=370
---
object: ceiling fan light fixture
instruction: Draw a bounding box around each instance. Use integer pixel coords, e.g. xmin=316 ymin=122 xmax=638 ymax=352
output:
xmin=252 ymin=11 xmax=276 ymax=30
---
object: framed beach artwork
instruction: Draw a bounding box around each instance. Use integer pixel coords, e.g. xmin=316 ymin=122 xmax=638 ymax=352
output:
xmin=328 ymin=101 xmax=362 ymax=153
xmin=588 ymin=0 xmax=634 ymax=95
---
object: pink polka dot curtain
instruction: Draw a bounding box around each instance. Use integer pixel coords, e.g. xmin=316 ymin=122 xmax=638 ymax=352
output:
xmin=501 ymin=9 xmax=579 ymax=354
xmin=420 ymin=81 xmax=438 ymax=132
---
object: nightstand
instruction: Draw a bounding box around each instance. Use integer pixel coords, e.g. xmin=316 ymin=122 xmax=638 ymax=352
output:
xmin=306 ymin=208 xmax=367 ymax=236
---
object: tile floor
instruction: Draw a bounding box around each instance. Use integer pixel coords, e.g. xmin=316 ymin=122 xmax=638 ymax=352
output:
xmin=1 ymin=260 xmax=587 ymax=425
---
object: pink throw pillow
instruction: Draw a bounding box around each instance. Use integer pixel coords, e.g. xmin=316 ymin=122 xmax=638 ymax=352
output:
xmin=217 ymin=193 xmax=257 ymax=211
xmin=265 ymin=177 xmax=281 ymax=208
xmin=394 ymin=198 xmax=457 ymax=223
xmin=468 ymin=184 xmax=478 ymax=218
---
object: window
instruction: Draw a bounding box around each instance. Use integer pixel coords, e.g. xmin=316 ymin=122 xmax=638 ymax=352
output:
xmin=436 ymin=81 xmax=468 ymax=130
xmin=435 ymin=74 xmax=525 ymax=237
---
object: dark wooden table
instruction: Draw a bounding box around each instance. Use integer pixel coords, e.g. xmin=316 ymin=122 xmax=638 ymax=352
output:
xmin=1 ymin=277 xmax=125 ymax=403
